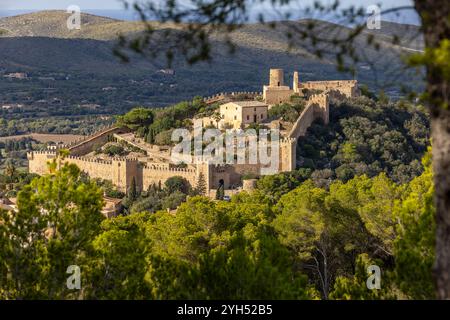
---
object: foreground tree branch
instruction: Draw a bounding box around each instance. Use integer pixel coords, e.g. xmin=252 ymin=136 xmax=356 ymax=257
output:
xmin=121 ymin=0 xmax=450 ymax=298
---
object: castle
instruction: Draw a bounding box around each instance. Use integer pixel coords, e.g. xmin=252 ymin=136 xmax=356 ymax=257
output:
xmin=28 ymin=69 xmax=359 ymax=198
xmin=263 ymin=68 xmax=358 ymax=105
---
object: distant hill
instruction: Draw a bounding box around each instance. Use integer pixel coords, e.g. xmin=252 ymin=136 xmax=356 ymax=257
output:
xmin=0 ymin=11 xmax=424 ymax=111
xmin=0 ymin=11 xmax=143 ymax=40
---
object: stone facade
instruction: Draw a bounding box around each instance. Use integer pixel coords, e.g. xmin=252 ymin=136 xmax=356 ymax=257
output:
xmin=263 ymin=68 xmax=359 ymax=105
xmin=300 ymin=80 xmax=359 ymax=99
xmin=219 ymin=101 xmax=268 ymax=129
xmin=28 ymin=68 xmax=355 ymax=199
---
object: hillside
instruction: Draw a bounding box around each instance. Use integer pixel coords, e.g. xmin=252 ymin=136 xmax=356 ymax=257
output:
xmin=0 ymin=11 xmax=423 ymax=52
xmin=0 ymin=11 xmax=141 ymax=39
xmin=0 ymin=11 xmax=424 ymax=112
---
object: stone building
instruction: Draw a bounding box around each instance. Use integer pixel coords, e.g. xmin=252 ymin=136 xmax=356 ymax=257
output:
xmin=219 ymin=101 xmax=268 ymax=129
xmin=263 ymin=69 xmax=294 ymax=105
xmin=263 ymin=68 xmax=359 ymax=105
xmin=28 ymin=68 xmax=358 ymax=201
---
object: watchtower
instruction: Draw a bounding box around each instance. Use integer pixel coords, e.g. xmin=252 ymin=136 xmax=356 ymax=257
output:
xmin=269 ymin=69 xmax=284 ymax=87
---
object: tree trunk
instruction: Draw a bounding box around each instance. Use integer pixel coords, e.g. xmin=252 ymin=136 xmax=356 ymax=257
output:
xmin=433 ymin=112 xmax=450 ymax=299
xmin=414 ymin=0 xmax=450 ymax=299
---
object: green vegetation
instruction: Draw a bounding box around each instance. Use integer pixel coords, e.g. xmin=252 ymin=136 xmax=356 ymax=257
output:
xmin=297 ymin=96 xmax=429 ymax=184
xmin=116 ymin=108 xmax=153 ymax=130
xmin=0 ymin=163 xmax=104 ymax=299
xmin=93 ymin=178 xmax=126 ymax=199
xmin=122 ymin=176 xmax=193 ymax=214
xmin=0 ymin=116 xmax=114 ymax=137
xmin=268 ymin=98 xmax=306 ymax=122
xmin=102 ymin=144 xmax=127 ymax=157
xmin=0 ymin=12 xmax=423 ymax=117
xmin=118 ymin=97 xmax=206 ymax=146
xmin=0 ymin=149 xmax=435 ymax=299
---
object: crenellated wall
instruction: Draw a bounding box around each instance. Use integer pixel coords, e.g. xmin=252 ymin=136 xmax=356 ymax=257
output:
xmin=203 ymin=91 xmax=262 ymax=105
xmin=28 ymin=69 xmax=340 ymax=199
xmin=263 ymin=85 xmax=293 ymax=105
xmin=300 ymin=80 xmax=359 ymax=99
xmin=142 ymin=164 xmax=198 ymax=191
xmin=28 ymin=151 xmax=141 ymax=192
xmin=27 ymin=151 xmax=57 ymax=175
xmin=68 ymin=127 xmax=128 ymax=156
xmin=63 ymin=156 xmax=115 ymax=180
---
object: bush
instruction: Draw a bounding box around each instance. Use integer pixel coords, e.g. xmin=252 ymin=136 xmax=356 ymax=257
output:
xmin=164 ymin=176 xmax=191 ymax=194
xmin=103 ymin=144 xmax=126 ymax=156
xmin=154 ymin=129 xmax=175 ymax=146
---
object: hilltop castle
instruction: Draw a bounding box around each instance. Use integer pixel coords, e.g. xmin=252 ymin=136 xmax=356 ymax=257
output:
xmin=263 ymin=68 xmax=358 ymax=105
xmin=28 ymin=69 xmax=359 ymax=198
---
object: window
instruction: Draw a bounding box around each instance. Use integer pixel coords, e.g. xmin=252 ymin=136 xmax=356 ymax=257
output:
xmin=261 ymin=114 xmax=264 ymax=119
xmin=234 ymin=115 xmax=237 ymax=120
xmin=254 ymin=107 xmax=256 ymax=111
xmin=246 ymin=115 xmax=250 ymax=120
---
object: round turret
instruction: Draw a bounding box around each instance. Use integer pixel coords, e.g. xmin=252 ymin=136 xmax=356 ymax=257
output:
xmin=269 ymin=69 xmax=284 ymax=87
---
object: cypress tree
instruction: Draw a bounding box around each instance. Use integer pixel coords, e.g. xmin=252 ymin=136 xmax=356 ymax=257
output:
xmin=128 ymin=176 xmax=138 ymax=200
xmin=195 ymin=172 xmax=207 ymax=196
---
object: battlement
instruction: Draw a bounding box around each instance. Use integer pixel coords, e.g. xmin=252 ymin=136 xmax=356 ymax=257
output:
xmin=211 ymin=164 xmax=231 ymax=173
xmin=27 ymin=68 xmax=345 ymax=201
xmin=302 ymin=80 xmax=357 ymax=87
xmin=64 ymin=155 xmax=113 ymax=165
xmin=203 ymin=91 xmax=262 ymax=105
xmin=143 ymin=163 xmax=196 ymax=173
xmin=61 ymin=125 xmax=115 ymax=148
xmin=308 ymin=93 xmax=329 ymax=103
xmin=68 ymin=126 xmax=129 ymax=156
xmin=112 ymin=157 xmax=139 ymax=162
xmin=280 ymin=137 xmax=297 ymax=144
xmin=28 ymin=150 xmax=57 ymax=156
xmin=301 ymin=80 xmax=359 ymax=99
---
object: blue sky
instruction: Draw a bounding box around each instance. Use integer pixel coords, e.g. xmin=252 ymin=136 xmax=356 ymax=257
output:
xmin=1 ymin=0 xmax=413 ymax=10
xmin=0 ymin=0 xmax=418 ymax=24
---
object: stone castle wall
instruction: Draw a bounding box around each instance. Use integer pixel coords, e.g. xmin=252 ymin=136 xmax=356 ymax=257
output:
xmin=27 ymin=151 xmax=57 ymax=175
xmin=28 ymin=69 xmax=342 ymax=198
xmin=278 ymin=93 xmax=330 ymax=172
xmin=63 ymin=155 xmax=119 ymax=185
xmin=263 ymin=85 xmax=294 ymax=105
xmin=300 ymin=80 xmax=359 ymax=99
xmin=27 ymin=150 xmax=201 ymax=193
xmin=142 ymin=164 xmax=198 ymax=191
xmin=203 ymin=91 xmax=261 ymax=105
xmin=68 ymin=127 xmax=128 ymax=156
xmin=288 ymin=102 xmax=316 ymax=140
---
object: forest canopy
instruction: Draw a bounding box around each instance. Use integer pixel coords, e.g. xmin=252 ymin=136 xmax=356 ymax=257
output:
xmin=0 ymin=149 xmax=435 ymax=299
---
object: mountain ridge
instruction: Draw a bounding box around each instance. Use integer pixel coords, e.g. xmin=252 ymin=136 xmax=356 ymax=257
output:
xmin=0 ymin=11 xmax=424 ymax=110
